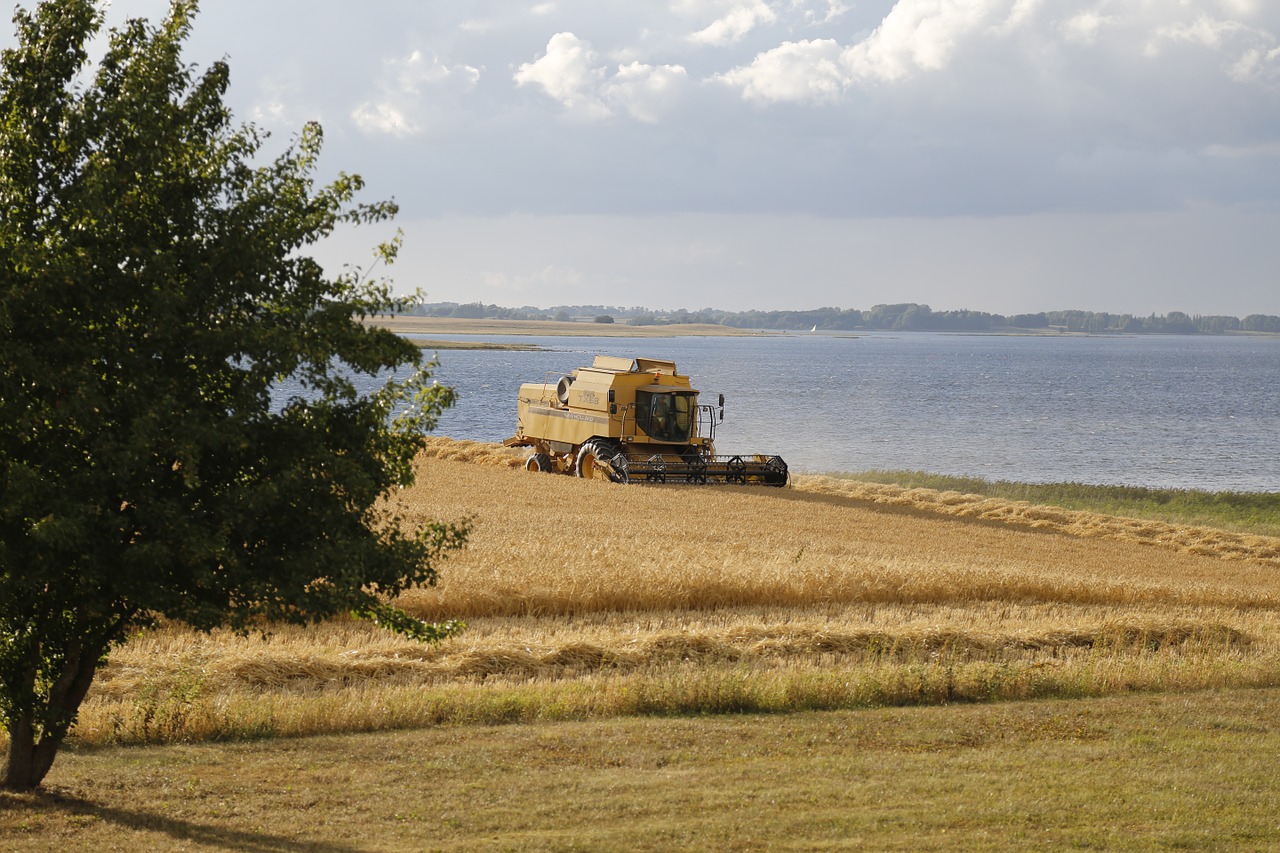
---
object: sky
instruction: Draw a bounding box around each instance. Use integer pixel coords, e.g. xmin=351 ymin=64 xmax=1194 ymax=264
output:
xmin=7 ymin=0 xmax=1280 ymax=315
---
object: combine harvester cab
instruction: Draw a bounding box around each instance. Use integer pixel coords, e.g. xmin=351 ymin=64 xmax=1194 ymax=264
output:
xmin=504 ymin=355 xmax=788 ymax=486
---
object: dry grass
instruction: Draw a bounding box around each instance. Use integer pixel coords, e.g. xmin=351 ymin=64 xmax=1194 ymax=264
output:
xmin=415 ymin=436 xmax=526 ymax=468
xmin=393 ymin=450 xmax=1280 ymax=619
xmin=23 ymin=438 xmax=1276 ymax=749
xmin=794 ymin=475 xmax=1280 ymax=566
xmin=10 ymin=437 xmax=1280 ymax=849
xmin=74 ymin=604 xmax=1277 ymax=745
xmin=10 ymin=689 xmax=1280 ymax=851
xmin=831 ymin=470 xmax=1280 ymax=536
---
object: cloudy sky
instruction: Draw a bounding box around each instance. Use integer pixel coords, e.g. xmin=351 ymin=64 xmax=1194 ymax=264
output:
xmin=10 ymin=1 xmax=1280 ymax=314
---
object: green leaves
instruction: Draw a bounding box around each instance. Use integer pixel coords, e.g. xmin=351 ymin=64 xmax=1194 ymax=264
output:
xmin=1 ymin=0 xmax=466 ymax=788
xmin=351 ymin=602 xmax=467 ymax=644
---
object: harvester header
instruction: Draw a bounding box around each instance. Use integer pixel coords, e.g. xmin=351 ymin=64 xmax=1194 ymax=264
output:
xmin=504 ymin=355 xmax=787 ymax=486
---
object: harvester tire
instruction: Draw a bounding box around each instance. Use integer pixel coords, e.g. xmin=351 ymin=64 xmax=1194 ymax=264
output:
xmin=576 ymin=440 xmax=625 ymax=483
xmin=525 ymin=452 xmax=554 ymax=474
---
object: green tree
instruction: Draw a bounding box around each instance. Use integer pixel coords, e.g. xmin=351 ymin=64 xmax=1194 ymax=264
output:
xmin=449 ymin=302 xmax=486 ymax=319
xmin=0 ymin=1 xmax=467 ymax=790
xmin=1243 ymin=314 xmax=1280 ymax=333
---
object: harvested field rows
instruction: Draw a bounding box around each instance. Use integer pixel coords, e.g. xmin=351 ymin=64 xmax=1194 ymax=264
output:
xmin=66 ymin=438 xmax=1280 ymax=746
xmin=797 ymin=475 xmax=1280 ymax=565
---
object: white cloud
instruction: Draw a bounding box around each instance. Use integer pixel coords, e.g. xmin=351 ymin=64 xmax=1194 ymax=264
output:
xmin=1218 ymin=0 xmax=1260 ymax=15
xmin=712 ymin=0 xmax=1280 ymax=103
xmin=1060 ymin=11 xmax=1115 ymax=46
xmin=799 ymin=0 xmax=853 ymax=28
xmin=717 ymin=38 xmax=848 ymax=103
xmin=352 ymin=50 xmax=480 ymax=137
xmin=246 ymin=68 xmax=316 ymax=128
xmin=689 ymin=1 xmax=779 ymax=45
xmin=515 ymin=33 xmax=688 ymax=121
xmin=992 ymin=0 xmax=1041 ymax=36
xmin=514 ymin=32 xmax=611 ymax=118
xmin=1141 ymin=11 xmax=1280 ymax=85
xmin=1229 ymin=45 xmax=1280 ymax=83
xmin=1147 ymin=16 xmax=1249 ymax=54
xmin=400 ymin=50 xmax=481 ymax=92
xmin=601 ymin=62 xmax=690 ymax=122
xmin=718 ymin=0 xmax=1014 ymax=100
xmin=350 ymin=101 xmax=418 ymax=137
xmin=250 ymin=92 xmax=291 ymax=125
xmin=842 ymin=0 xmax=1007 ymax=83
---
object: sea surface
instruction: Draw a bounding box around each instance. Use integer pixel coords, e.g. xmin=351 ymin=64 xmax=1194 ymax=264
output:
xmin=362 ymin=332 xmax=1280 ymax=492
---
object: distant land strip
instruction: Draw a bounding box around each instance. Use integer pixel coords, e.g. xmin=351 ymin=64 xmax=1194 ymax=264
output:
xmin=405 ymin=338 xmax=543 ymax=351
xmin=399 ymin=302 xmax=1280 ymax=335
xmin=371 ymin=317 xmax=770 ymax=338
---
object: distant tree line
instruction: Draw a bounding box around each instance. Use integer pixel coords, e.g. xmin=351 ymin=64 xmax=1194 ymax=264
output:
xmin=408 ymin=302 xmax=640 ymax=323
xmin=408 ymin=302 xmax=1280 ymax=335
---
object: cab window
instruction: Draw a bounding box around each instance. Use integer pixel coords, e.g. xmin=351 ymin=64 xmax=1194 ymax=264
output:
xmin=636 ymin=391 xmax=693 ymax=441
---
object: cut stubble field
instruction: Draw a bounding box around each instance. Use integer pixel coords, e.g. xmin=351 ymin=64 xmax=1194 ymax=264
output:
xmin=6 ymin=437 xmax=1280 ymax=849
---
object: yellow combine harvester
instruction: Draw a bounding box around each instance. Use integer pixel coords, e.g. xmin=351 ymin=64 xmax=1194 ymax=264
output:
xmin=504 ymin=355 xmax=788 ymax=486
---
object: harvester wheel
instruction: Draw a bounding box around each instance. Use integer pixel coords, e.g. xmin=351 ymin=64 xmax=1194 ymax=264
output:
xmin=576 ymin=440 xmax=626 ymax=483
xmin=525 ymin=452 xmax=554 ymax=474
xmin=648 ymin=454 xmax=667 ymax=484
xmin=686 ymin=455 xmax=708 ymax=485
xmin=726 ymin=455 xmax=747 ymax=485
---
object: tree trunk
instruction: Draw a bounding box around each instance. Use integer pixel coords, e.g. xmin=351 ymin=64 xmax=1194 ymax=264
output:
xmin=2 ymin=637 xmax=104 ymax=791
xmin=2 ymin=713 xmax=64 ymax=791
xmin=4 ymin=715 xmax=37 ymax=790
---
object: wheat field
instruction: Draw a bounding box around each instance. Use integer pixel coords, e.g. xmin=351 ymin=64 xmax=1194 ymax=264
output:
xmin=66 ymin=437 xmax=1280 ymax=746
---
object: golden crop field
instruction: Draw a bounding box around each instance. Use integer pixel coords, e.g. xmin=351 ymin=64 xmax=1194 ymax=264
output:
xmin=63 ymin=437 xmax=1280 ymax=748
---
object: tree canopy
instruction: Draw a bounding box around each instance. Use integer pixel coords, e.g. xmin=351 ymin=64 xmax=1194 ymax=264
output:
xmin=0 ymin=0 xmax=466 ymax=789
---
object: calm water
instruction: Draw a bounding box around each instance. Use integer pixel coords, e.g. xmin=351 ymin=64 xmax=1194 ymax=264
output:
xmin=400 ymin=332 xmax=1280 ymax=492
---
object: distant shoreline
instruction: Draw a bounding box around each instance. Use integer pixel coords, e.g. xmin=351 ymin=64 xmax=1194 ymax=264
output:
xmin=369 ymin=315 xmax=1280 ymax=341
xmin=404 ymin=338 xmax=543 ymax=351
xmin=399 ymin=304 xmax=1280 ymax=337
xmin=368 ymin=316 xmax=774 ymax=338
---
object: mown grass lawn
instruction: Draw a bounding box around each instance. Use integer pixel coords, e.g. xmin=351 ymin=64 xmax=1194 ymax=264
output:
xmin=5 ymin=687 xmax=1279 ymax=851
